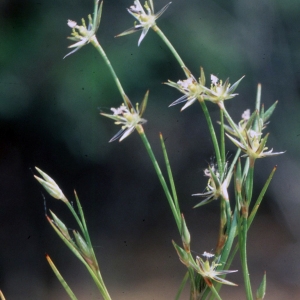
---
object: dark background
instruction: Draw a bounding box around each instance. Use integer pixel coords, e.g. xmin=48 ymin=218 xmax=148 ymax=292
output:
xmin=1 ymin=0 xmax=300 ymax=298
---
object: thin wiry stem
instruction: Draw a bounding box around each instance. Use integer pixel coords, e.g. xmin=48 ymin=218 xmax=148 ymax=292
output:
xmin=90 ymin=37 xmax=129 ymax=106
xmin=137 ymin=126 xmax=181 ymax=231
xmin=153 ymin=25 xmax=188 ymax=76
xmin=199 ymin=100 xmax=222 ymax=175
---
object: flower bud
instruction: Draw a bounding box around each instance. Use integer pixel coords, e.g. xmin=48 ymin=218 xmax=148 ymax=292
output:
xmin=34 ymin=167 xmax=66 ymax=201
xmin=172 ymin=240 xmax=190 ymax=267
xmin=49 ymin=210 xmax=71 ymax=241
xmin=73 ymin=230 xmax=92 ymax=259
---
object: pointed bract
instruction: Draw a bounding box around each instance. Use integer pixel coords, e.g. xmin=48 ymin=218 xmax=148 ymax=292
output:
xmin=166 ymin=67 xmax=206 ymax=111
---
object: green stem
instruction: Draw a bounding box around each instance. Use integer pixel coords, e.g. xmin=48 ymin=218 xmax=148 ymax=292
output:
xmin=253 ymin=84 xmax=262 ymax=132
xmin=153 ymin=25 xmax=223 ymax=174
xmin=93 ymin=0 xmax=100 ymax=29
xmin=66 ymin=196 xmax=111 ymax=299
xmin=209 ymin=284 xmax=222 ymax=300
xmin=48 ymin=215 xmax=111 ymax=299
xmin=46 ymin=255 xmax=78 ymax=300
xmin=224 ymin=199 xmax=232 ymax=235
xmin=219 ymin=109 xmax=226 ymax=175
xmin=227 ymin=148 xmax=241 ymax=182
xmin=138 ymin=128 xmax=181 ymax=231
xmin=160 ymin=133 xmax=180 ymax=216
xmin=239 ymin=216 xmax=253 ymax=300
xmin=90 ymin=37 xmax=128 ymax=105
xmin=74 ymin=192 xmax=91 ymax=245
xmin=175 ymin=271 xmax=190 ymax=300
xmin=65 ymin=201 xmax=86 ymax=235
xmin=199 ymin=101 xmax=222 ymax=174
xmin=216 ymin=198 xmax=227 ymax=256
xmin=206 ymin=209 xmax=238 ymax=300
xmin=239 ymin=160 xmax=254 ymax=300
xmin=246 ymin=163 xmax=255 ymax=205
xmin=226 ymin=167 xmax=277 ymax=281
xmin=226 ymin=242 xmax=239 ymax=273
xmin=188 ymin=268 xmax=197 ymax=300
xmin=153 ymin=25 xmax=188 ymax=75
xmin=248 ymin=166 xmax=277 ymax=228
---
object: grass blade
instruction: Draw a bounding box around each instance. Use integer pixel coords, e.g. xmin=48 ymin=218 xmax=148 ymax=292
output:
xmin=46 ymin=254 xmax=78 ymax=300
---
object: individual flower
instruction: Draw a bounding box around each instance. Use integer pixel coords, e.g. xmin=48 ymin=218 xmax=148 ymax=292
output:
xmin=64 ymin=1 xmax=103 ymax=58
xmin=226 ymin=129 xmax=284 ymax=160
xmin=196 ymin=252 xmax=238 ymax=286
xmin=101 ymin=92 xmax=148 ymax=142
xmin=225 ymin=104 xmax=284 ymax=161
xmin=166 ymin=67 xmax=206 ymax=111
xmin=202 ymin=74 xmax=244 ymax=103
xmin=116 ymin=0 xmax=171 ymax=46
xmin=241 ymin=108 xmax=250 ymax=121
xmin=221 ymin=109 xmax=258 ymax=140
xmin=192 ymin=163 xmax=231 ymax=207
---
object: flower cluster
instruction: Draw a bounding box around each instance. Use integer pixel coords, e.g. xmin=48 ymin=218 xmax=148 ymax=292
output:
xmin=225 ymin=105 xmax=284 ymax=161
xmin=167 ymin=68 xmax=244 ymax=110
xmin=202 ymin=74 xmax=244 ymax=103
xmin=116 ymin=0 xmax=171 ymax=46
xmin=172 ymin=242 xmax=238 ymax=286
xmin=196 ymin=252 xmax=238 ymax=286
xmin=192 ymin=163 xmax=231 ymax=207
xmin=64 ymin=0 xmax=103 ymax=58
xmin=101 ymin=92 xmax=148 ymax=142
xmin=165 ymin=67 xmax=206 ymax=111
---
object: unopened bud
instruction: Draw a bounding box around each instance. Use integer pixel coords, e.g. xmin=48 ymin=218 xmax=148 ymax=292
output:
xmin=73 ymin=230 xmax=91 ymax=259
xmin=50 ymin=210 xmax=71 ymax=241
xmin=172 ymin=240 xmax=190 ymax=267
xmin=34 ymin=167 xmax=66 ymax=201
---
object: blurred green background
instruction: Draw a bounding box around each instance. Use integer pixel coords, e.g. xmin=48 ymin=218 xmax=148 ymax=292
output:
xmin=1 ymin=0 xmax=300 ymax=298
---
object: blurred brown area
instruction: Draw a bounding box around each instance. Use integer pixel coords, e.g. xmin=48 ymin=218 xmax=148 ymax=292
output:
xmin=1 ymin=0 xmax=300 ymax=299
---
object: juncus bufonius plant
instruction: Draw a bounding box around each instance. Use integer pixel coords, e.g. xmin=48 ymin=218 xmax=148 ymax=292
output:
xmin=24 ymin=1 xmax=284 ymax=300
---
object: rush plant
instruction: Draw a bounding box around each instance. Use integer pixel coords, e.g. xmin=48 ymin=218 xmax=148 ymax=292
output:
xmin=1 ymin=1 xmax=283 ymax=299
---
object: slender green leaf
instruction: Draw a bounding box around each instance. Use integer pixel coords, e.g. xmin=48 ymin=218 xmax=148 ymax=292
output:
xmin=159 ymin=133 xmax=180 ymax=215
xmin=263 ymin=101 xmax=278 ymax=123
xmin=248 ymin=166 xmax=277 ymax=228
xmin=139 ymin=131 xmax=181 ymax=231
xmin=175 ymin=271 xmax=189 ymax=300
xmin=253 ymin=84 xmax=262 ymax=132
xmin=47 ymin=215 xmax=84 ymax=263
xmin=47 ymin=215 xmax=111 ymax=299
xmin=64 ymin=200 xmax=85 ymax=235
xmin=219 ymin=109 xmax=226 ymax=175
xmin=46 ymin=255 xmax=78 ymax=300
xmin=256 ymin=272 xmax=266 ymax=300
xmin=74 ymin=191 xmax=91 ymax=244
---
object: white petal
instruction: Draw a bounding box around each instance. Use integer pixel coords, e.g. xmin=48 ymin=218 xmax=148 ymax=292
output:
xmin=137 ymin=27 xmax=150 ymax=46
xmin=67 ymin=20 xmax=77 ymax=28
xmin=119 ymin=126 xmax=135 ymax=141
xmin=211 ymin=74 xmax=219 ymax=85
